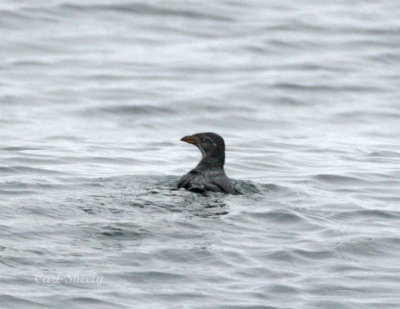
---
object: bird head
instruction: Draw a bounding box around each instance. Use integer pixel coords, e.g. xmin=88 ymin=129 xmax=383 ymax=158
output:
xmin=180 ymin=132 xmax=225 ymax=166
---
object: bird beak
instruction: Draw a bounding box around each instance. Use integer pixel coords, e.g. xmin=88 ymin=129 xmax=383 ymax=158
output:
xmin=181 ymin=135 xmax=197 ymax=144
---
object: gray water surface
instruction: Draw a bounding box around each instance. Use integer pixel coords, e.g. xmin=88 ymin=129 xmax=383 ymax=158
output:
xmin=1 ymin=1 xmax=400 ymax=308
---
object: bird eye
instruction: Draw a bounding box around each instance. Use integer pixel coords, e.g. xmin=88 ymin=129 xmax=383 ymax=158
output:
xmin=201 ymin=137 xmax=207 ymax=143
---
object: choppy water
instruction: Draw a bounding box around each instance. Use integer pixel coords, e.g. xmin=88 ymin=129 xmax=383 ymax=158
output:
xmin=1 ymin=1 xmax=400 ymax=308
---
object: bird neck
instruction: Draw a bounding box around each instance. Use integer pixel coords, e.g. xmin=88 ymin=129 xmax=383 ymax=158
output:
xmin=197 ymin=150 xmax=225 ymax=169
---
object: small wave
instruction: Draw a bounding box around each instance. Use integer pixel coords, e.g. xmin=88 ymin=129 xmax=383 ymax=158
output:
xmin=331 ymin=237 xmax=400 ymax=259
xmin=97 ymin=224 xmax=150 ymax=240
xmin=247 ymin=209 xmax=304 ymax=223
xmin=0 ymin=166 xmax=65 ymax=175
xmin=120 ymin=270 xmax=186 ymax=282
xmin=0 ymin=189 xmax=36 ymax=195
xmin=79 ymin=105 xmax=173 ymax=117
xmin=0 ymin=295 xmax=50 ymax=309
xmin=61 ymin=3 xmax=233 ymax=22
xmin=0 ymin=146 xmax=41 ymax=152
xmin=329 ymin=209 xmax=400 ymax=221
xmin=233 ymin=180 xmax=289 ymax=195
xmin=313 ymin=174 xmax=366 ymax=184
xmin=273 ymin=82 xmax=383 ymax=93
xmin=69 ymin=297 xmax=121 ymax=308
xmin=367 ymin=150 xmax=400 ymax=158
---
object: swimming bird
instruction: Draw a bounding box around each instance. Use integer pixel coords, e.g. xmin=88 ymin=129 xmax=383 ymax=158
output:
xmin=177 ymin=132 xmax=236 ymax=194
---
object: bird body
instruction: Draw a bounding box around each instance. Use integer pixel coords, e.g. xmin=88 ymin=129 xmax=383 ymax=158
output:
xmin=178 ymin=132 xmax=236 ymax=194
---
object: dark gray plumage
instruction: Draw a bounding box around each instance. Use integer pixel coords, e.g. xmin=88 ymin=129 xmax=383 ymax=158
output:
xmin=177 ymin=132 xmax=236 ymax=194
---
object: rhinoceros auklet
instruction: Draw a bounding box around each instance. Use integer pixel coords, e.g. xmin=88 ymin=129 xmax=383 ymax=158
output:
xmin=177 ymin=132 xmax=236 ymax=194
